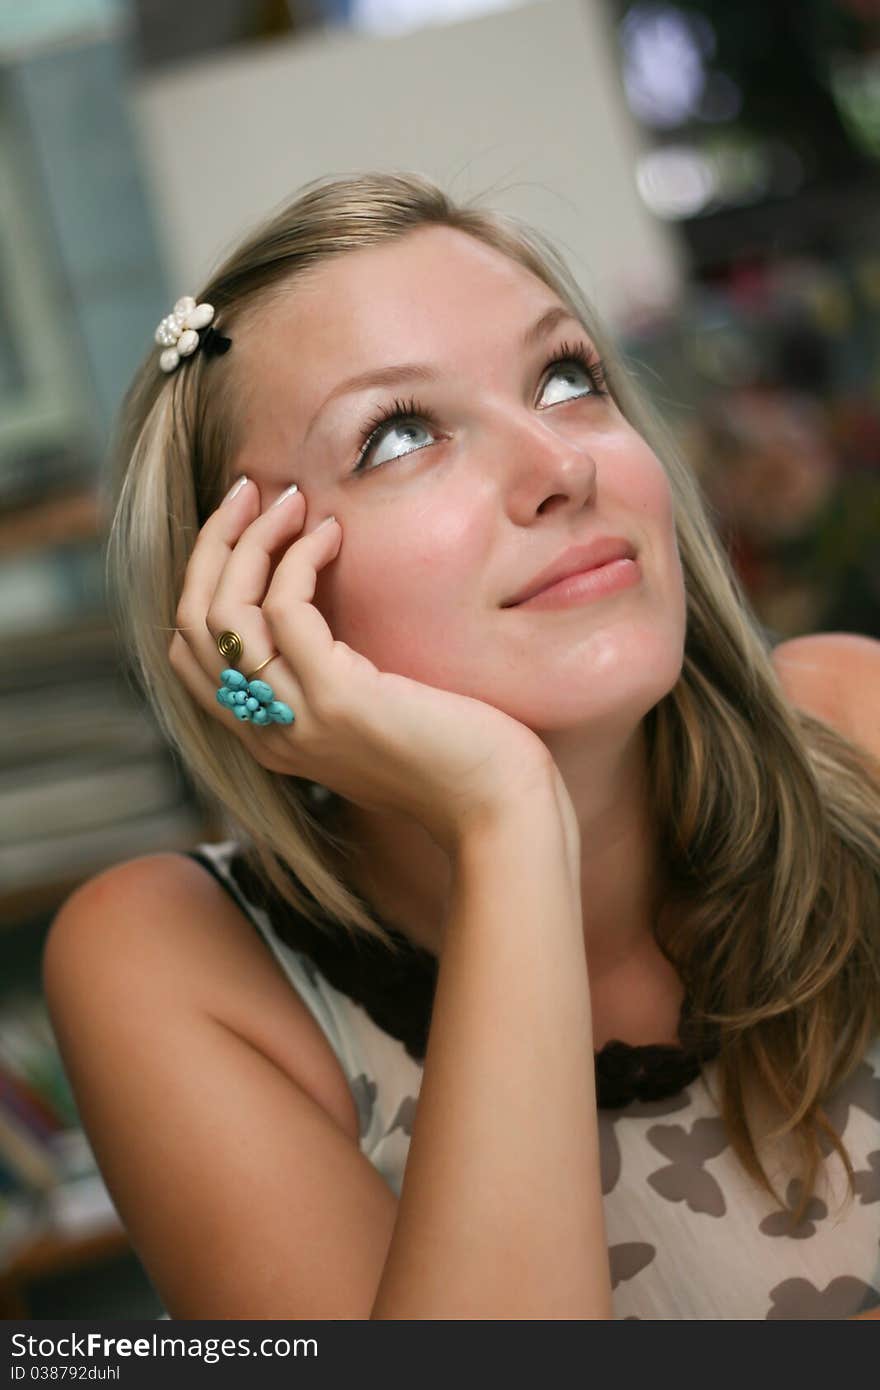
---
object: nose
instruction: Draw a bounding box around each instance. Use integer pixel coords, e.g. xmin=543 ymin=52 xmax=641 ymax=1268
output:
xmin=496 ymin=407 xmax=598 ymax=518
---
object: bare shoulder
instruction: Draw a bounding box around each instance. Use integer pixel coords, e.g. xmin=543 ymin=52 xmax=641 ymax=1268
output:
xmin=42 ymin=852 xmax=397 ymax=1317
xmin=771 ymin=631 xmax=880 ymax=763
xmin=43 ymin=851 xmax=359 ymax=1142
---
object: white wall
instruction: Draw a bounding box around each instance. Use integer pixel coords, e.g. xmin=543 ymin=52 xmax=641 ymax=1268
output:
xmin=132 ymin=0 xmax=685 ymax=329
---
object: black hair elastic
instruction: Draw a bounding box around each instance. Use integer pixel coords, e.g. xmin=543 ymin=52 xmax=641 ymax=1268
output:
xmin=200 ymin=324 xmax=233 ymax=357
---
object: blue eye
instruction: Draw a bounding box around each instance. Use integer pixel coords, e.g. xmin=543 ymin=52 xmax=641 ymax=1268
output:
xmin=351 ymin=341 xmax=607 ymax=475
xmin=539 ymin=356 xmax=598 ymax=407
xmin=536 ymin=340 xmax=608 ymax=409
xmin=351 ymin=397 xmax=440 ymax=475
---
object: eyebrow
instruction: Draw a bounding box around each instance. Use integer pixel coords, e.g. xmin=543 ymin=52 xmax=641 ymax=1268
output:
xmin=303 ymin=304 xmax=586 ymax=445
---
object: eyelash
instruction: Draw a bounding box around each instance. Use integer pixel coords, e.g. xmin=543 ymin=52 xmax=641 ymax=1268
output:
xmin=351 ymin=339 xmax=609 ymax=474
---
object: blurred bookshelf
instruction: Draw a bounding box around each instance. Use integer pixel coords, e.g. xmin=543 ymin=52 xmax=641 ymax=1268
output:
xmin=0 ymin=436 xmax=216 ymax=1312
xmin=0 ymin=485 xmax=219 ymax=1307
xmin=0 ymin=1221 xmax=131 ymax=1319
xmin=0 ymin=37 xmax=216 ymax=1312
xmin=0 ymin=487 xmax=104 ymax=557
xmin=0 ymin=992 xmax=132 ymax=1318
xmin=0 ymin=495 xmax=221 ymax=1308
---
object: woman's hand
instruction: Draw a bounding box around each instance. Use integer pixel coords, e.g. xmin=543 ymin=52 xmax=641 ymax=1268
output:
xmin=169 ymin=479 xmax=559 ymax=855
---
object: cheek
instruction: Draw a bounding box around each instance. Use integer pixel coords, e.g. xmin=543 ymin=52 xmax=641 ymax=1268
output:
xmin=611 ymin=438 xmax=684 ymax=597
xmin=314 ymin=501 xmax=488 ymax=678
xmin=610 ymin=435 xmax=677 ymax=534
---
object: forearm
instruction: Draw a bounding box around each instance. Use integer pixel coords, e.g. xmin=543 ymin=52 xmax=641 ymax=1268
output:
xmin=370 ymin=791 xmax=612 ymax=1319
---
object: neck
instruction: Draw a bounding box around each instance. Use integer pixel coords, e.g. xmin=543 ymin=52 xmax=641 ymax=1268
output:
xmin=320 ymin=723 xmax=667 ymax=988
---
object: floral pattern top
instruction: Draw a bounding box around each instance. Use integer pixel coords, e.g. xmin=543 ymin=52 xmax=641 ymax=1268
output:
xmin=184 ymin=839 xmax=880 ymax=1320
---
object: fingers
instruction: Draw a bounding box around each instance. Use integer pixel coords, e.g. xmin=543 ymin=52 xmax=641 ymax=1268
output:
xmin=173 ymin=479 xmax=283 ymax=732
xmin=178 ymin=476 xmax=307 ymax=681
xmin=213 ymin=481 xmax=308 ymax=610
xmin=258 ymin=511 xmax=342 ymax=711
xmin=171 ymin=473 xmax=343 ymax=749
xmin=174 ymin=477 xmax=262 ymax=652
xmin=202 ymin=483 xmax=341 ymax=711
xmin=203 ymin=480 xmax=309 ymax=678
xmin=167 ymin=631 xmax=293 ymax=774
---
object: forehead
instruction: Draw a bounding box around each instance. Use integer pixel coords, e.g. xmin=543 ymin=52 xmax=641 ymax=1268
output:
xmin=260 ymin=224 xmax=552 ymax=343
xmin=230 ymin=225 xmax=566 ymax=474
xmin=242 ymin=226 xmax=553 ymax=370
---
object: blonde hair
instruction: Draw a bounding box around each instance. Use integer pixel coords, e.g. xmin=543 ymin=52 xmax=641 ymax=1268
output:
xmin=107 ymin=171 xmax=880 ymax=1228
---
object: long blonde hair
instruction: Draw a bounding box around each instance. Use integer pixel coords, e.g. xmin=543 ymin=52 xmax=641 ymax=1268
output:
xmin=107 ymin=171 xmax=880 ymax=1227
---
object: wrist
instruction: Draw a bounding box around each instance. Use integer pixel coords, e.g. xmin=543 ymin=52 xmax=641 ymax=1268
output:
xmin=450 ymin=770 xmax=571 ymax=866
xmin=548 ymin=766 xmax=582 ymax=878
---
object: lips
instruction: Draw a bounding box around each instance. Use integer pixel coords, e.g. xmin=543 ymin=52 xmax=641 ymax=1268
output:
xmin=503 ymin=537 xmax=637 ymax=607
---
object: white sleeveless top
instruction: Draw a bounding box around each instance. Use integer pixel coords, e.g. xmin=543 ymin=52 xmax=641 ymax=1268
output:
xmin=184 ymin=838 xmax=880 ymax=1320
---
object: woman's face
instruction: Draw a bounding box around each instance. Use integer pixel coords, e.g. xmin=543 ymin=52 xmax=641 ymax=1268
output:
xmin=232 ymin=224 xmax=686 ymax=738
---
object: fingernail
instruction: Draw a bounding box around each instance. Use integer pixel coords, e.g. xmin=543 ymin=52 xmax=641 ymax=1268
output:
xmin=223 ymin=474 xmax=249 ymax=504
xmin=315 ymin=515 xmax=337 ymax=532
xmin=270 ymin=482 xmax=300 ymax=510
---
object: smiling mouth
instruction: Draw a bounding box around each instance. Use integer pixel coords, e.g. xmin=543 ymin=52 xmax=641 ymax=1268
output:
xmin=502 ymin=538 xmax=637 ymax=608
xmin=505 ymin=556 xmax=641 ymax=610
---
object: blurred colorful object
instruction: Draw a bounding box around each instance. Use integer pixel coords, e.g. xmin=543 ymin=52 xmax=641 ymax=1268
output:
xmin=624 ymin=245 xmax=880 ymax=639
xmin=616 ymin=0 xmax=880 ymax=211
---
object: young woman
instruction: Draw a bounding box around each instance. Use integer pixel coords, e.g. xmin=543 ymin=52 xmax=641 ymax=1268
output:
xmin=43 ymin=172 xmax=880 ymax=1320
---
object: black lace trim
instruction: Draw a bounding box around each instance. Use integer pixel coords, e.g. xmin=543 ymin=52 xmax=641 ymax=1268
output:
xmin=187 ymin=847 xmax=721 ymax=1109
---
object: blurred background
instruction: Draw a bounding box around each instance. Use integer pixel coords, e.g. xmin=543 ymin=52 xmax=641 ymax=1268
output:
xmin=0 ymin=0 xmax=878 ymax=1318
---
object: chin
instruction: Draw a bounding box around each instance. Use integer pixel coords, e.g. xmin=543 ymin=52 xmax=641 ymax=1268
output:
xmin=498 ymin=617 xmax=685 ymax=734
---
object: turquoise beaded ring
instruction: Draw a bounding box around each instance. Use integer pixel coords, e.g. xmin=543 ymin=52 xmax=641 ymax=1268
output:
xmin=215 ymin=668 xmax=294 ymax=727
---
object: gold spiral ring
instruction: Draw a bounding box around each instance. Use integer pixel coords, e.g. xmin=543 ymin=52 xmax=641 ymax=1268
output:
xmin=246 ymin=652 xmax=281 ymax=680
xmin=216 ymin=630 xmax=243 ymax=663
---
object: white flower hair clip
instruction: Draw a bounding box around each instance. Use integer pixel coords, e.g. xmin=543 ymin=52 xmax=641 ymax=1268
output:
xmin=154 ymin=295 xmax=231 ymax=373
